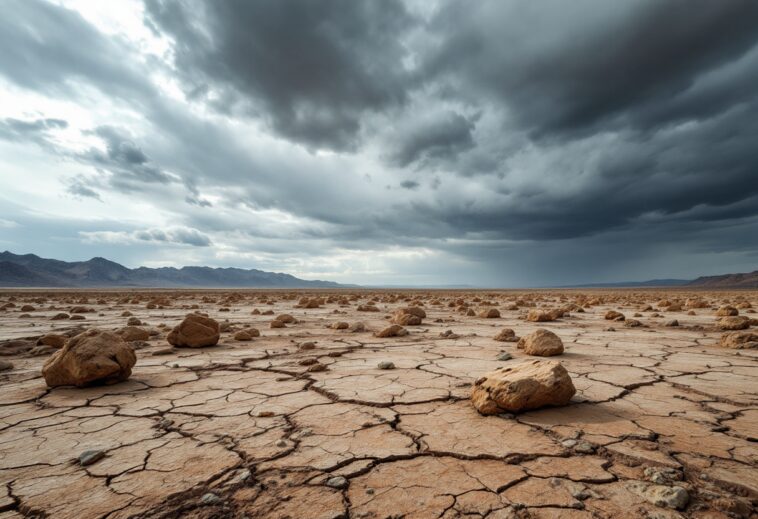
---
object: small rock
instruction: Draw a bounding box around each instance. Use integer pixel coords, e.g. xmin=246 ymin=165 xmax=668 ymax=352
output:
xmin=665 ymin=319 xmax=679 ymax=327
xmin=377 ymin=361 xmax=396 ymax=370
xmin=79 ymin=449 xmax=105 ymax=466
xmin=0 ymin=360 xmax=13 ymax=372
xmin=200 ymin=492 xmax=222 ymax=505
xmin=325 ymin=476 xmax=348 ymax=489
xmin=644 ymin=467 xmax=683 ymax=485
xmin=574 ymin=441 xmax=595 ymax=454
xmin=496 ymin=352 xmax=513 ymax=361
xmin=632 ymin=483 xmax=689 ymax=510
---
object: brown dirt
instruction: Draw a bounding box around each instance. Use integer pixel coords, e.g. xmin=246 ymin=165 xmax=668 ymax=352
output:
xmin=0 ymin=289 xmax=756 ymax=518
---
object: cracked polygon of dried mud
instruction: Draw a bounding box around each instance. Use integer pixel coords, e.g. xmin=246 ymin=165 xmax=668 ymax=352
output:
xmin=0 ymin=289 xmax=756 ymax=519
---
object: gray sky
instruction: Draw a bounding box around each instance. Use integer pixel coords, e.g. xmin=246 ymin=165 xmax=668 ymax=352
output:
xmin=1 ymin=0 xmax=757 ymax=286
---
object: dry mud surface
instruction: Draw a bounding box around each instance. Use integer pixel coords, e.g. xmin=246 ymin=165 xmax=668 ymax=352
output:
xmin=0 ymin=289 xmax=756 ymax=519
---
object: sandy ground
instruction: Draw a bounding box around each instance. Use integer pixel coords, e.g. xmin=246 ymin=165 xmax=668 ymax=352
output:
xmin=0 ymin=289 xmax=756 ymax=519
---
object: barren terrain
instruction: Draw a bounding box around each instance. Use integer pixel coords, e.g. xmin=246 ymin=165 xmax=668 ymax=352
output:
xmin=0 ymin=289 xmax=756 ymax=518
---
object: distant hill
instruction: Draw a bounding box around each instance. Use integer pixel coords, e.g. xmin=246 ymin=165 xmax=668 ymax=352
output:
xmin=687 ymin=270 xmax=758 ymax=288
xmin=563 ymin=279 xmax=691 ymax=288
xmin=0 ymin=251 xmax=352 ymax=288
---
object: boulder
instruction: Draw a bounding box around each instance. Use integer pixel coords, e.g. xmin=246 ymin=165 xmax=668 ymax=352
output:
xmin=391 ymin=312 xmax=422 ymax=326
xmin=233 ymin=330 xmax=255 ymax=341
xmin=391 ymin=307 xmax=425 ymax=325
xmin=478 ymin=308 xmax=501 ymax=318
xmin=716 ymin=305 xmax=738 ymax=317
xmin=471 ymin=360 xmax=576 ymax=414
xmin=719 ymin=332 xmax=758 ymax=349
xmin=42 ymin=330 xmax=136 ymax=387
xmin=167 ymin=314 xmax=220 ymax=348
xmin=605 ymin=310 xmax=625 ymax=321
xmin=717 ymin=316 xmax=750 ymax=331
xmin=494 ymin=328 xmax=518 ymax=342
xmin=375 ymin=325 xmax=408 ymax=338
xmin=517 ymin=329 xmax=564 ymax=356
xmin=402 ymin=307 xmax=427 ymax=318
xmin=526 ymin=309 xmax=553 ymax=322
xmin=330 ymin=321 xmax=349 ymax=330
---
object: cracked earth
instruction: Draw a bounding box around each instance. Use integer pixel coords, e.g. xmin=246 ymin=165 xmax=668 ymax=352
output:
xmin=0 ymin=290 xmax=756 ymax=518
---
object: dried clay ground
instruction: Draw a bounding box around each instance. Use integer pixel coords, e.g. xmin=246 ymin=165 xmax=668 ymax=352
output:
xmin=0 ymin=289 xmax=756 ymax=519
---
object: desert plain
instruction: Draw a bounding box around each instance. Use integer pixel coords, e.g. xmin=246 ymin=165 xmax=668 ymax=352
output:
xmin=0 ymin=289 xmax=756 ymax=519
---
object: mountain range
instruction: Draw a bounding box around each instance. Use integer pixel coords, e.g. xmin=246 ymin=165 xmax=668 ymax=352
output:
xmin=564 ymin=273 xmax=758 ymax=289
xmin=0 ymin=251 xmax=352 ymax=288
xmin=0 ymin=251 xmax=756 ymax=289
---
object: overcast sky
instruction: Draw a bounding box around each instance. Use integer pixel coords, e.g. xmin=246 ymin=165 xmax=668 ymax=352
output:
xmin=1 ymin=0 xmax=757 ymax=286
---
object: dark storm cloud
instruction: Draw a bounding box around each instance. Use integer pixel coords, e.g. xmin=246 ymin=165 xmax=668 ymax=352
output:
xmin=144 ymin=0 xmax=416 ymax=151
xmin=425 ymin=0 xmax=758 ymax=138
xmin=3 ymin=0 xmax=758 ymax=284
xmin=386 ymin=110 xmax=476 ymax=167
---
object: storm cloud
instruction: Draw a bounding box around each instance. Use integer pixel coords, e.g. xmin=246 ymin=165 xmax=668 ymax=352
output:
xmin=0 ymin=0 xmax=757 ymax=286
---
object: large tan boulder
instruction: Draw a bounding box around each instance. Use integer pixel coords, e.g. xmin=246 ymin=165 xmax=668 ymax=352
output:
xmin=375 ymin=325 xmax=408 ymax=338
xmin=471 ymin=360 xmax=576 ymax=414
xmin=716 ymin=305 xmax=738 ymax=317
xmin=717 ymin=316 xmax=750 ymax=331
xmin=402 ymin=307 xmax=426 ymax=318
xmin=42 ymin=330 xmax=136 ymax=388
xmin=167 ymin=314 xmax=220 ymax=348
xmin=494 ymin=328 xmax=518 ymax=342
xmin=605 ymin=310 xmax=625 ymax=321
xmin=719 ymin=332 xmax=758 ymax=349
xmin=391 ymin=307 xmax=425 ymax=325
xmin=517 ymin=329 xmax=564 ymax=356
xmin=391 ymin=311 xmax=422 ymax=326
xmin=478 ymin=308 xmax=501 ymax=318
xmin=526 ymin=309 xmax=554 ymax=322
